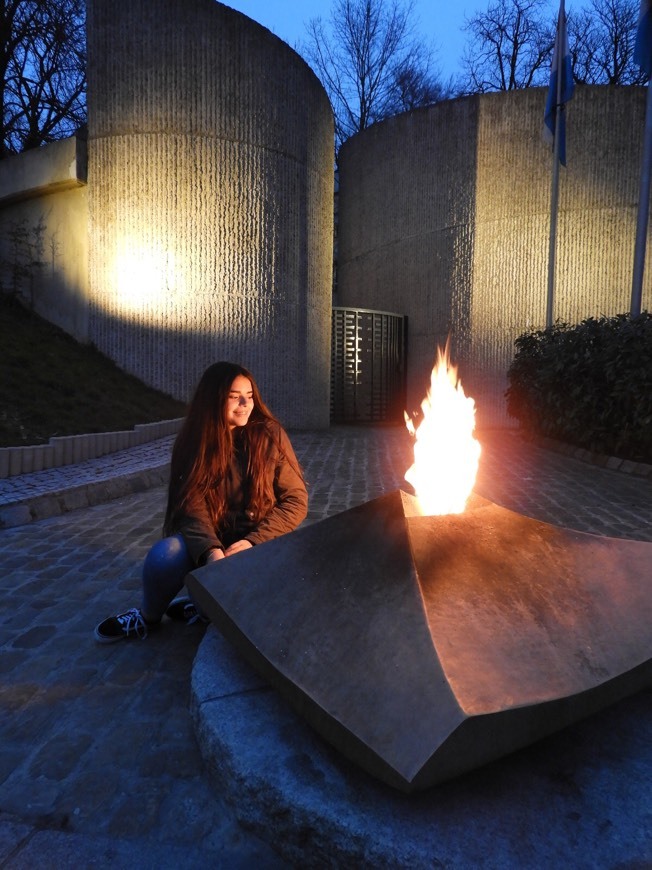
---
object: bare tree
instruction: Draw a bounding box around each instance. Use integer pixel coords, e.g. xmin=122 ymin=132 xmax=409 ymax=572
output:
xmin=1 ymin=0 xmax=86 ymax=157
xmin=392 ymin=48 xmax=449 ymax=111
xmin=459 ymin=0 xmax=555 ymax=93
xmin=568 ymin=0 xmax=646 ymax=85
xmin=301 ymin=0 xmax=445 ymax=154
xmin=459 ymin=0 xmax=645 ymax=95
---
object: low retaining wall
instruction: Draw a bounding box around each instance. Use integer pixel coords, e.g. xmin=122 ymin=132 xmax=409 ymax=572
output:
xmin=0 ymin=418 xmax=183 ymax=478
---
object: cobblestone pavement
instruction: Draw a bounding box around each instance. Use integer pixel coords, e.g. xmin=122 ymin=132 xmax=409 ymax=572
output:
xmin=0 ymin=426 xmax=651 ymax=867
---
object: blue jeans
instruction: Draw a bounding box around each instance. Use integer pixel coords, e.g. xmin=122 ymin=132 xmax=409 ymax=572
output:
xmin=141 ymin=533 xmax=194 ymax=621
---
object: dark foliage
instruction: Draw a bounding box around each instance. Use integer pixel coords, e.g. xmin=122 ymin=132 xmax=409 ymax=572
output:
xmin=1 ymin=0 xmax=86 ymax=156
xmin=0 ymin=295 xmax=187 ymax=447
xmin=506 ymin=313 xmax=652 ymax=463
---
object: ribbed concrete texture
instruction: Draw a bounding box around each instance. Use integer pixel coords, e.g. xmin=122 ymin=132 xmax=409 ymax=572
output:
xmin=337 ymin=87 xmax=652 ymax=427
xmin=86 ymin=0 xmax=334 ymax=427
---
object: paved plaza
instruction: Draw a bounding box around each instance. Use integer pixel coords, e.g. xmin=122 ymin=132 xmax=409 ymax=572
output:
xmin=0 ymin=425 xmax=651 ymax=867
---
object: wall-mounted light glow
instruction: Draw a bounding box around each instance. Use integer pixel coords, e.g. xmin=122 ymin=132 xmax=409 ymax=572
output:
xmin=111 ymin=238 xmax=181 ymax=316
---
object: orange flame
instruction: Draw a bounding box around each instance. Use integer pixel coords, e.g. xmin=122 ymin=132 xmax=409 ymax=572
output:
xmin=404 ymin=346 xmax=481 ymax=515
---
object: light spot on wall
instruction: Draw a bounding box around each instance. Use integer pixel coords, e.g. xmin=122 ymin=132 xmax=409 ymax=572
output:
xmin=112 ymin=239 xmax=181 ymax=317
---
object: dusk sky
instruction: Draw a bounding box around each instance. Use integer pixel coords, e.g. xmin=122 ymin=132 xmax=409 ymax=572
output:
xmin=223 ymin=0 xmax=503 ymax=82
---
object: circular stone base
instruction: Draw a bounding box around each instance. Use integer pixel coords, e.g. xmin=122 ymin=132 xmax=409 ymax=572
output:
xmin=191 ymin=628 xmax=652 ymax=868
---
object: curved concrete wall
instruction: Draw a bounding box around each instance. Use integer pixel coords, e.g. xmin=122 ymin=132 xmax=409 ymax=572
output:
xmin=0 ymin=137 xmax=89 ymax=339
xmin=337 ymin=87 xmax=651 ymax=427
xmin=86 ymin=0 xmax=334 ymax=427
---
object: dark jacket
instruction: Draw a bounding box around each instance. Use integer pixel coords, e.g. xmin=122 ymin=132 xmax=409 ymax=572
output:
xmin=169 ymin=423 xmax=308 ymax=565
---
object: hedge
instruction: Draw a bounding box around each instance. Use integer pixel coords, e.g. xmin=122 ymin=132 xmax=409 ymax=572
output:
xmin=505 ymin=313 xmax=652 ymax=463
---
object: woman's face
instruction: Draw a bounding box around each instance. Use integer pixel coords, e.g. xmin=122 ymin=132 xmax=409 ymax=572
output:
xmin=226 ymin=375 xmax=254 ymax=429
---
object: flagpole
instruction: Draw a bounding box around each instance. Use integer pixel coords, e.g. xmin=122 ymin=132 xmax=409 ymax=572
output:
xmin=630 ymin=81 xmax=652 ymax=317
xmin=546 ymin=75 xmax=563 ymax=329
xmin=544 ymin=0 xmax=572 ymax=329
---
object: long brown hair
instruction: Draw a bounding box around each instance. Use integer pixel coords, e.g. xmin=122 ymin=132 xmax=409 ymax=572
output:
xmin=164 ymin=362 xmax=298 ymax=533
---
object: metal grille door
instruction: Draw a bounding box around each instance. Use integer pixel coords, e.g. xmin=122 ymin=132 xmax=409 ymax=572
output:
xmin=331 ymin=307 xmax=407 ymax=423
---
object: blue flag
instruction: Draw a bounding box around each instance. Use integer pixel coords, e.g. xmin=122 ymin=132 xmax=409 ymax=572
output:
xmin=543 ymin=0 xmax=574 ymax=166
xmin=634 ymin=0 xmax=652 ymax=78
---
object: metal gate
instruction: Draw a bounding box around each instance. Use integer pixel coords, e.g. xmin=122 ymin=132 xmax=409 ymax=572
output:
xmin=331 ymin=307 xmax=407 ymax=423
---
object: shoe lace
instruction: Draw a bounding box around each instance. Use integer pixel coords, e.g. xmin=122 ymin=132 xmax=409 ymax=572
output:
xmin=117 ymin=608 xmax=148 ymax=639
xmin=184 ymin=603 xmax=200 ymax=625
xmin=184 ymin=603 xmax=208 ymax=626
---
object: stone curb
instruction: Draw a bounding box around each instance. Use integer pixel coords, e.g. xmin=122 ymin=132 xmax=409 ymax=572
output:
xmin=191 ymin=629 xmax=652 ymax=869
xmin=534 ymin=436 xmax=652 ymax=479
xmin=0 ymin=419 xmax=183 ymax=479
xmin=0 ymin=464 xmax=170 ymax=530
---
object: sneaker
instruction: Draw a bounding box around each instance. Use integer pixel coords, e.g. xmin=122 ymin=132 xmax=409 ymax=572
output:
xmin=94 ymin=608 xmax=157 ymax=644
xmin=165 ymin=597 xmax=209 ymax=625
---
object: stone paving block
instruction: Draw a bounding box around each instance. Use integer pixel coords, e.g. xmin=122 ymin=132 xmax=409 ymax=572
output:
xmin=58 ymin=488 xmax=91 ymax=513
xmin=0 ymin=505 xmax=32 ymax=529
xmin=0 ymin=817 xmax=31 ymax=865
xmin=29 ymin=496 xmax=63 ymax=522
xmin=10 ymin=626 xmax=58 ymax=649
xmin=28 ymin=733 xmax=94 ymax=782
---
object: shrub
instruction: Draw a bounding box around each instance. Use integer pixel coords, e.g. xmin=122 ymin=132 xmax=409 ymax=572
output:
xmin=506 ymin=313 xmax=652 ymax=463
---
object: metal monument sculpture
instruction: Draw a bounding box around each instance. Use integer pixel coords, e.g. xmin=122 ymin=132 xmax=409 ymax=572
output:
xmin=188 ymin=352 xmax=652 ymax=792
xmin=187 ymin=490 xmax=652 ymax=792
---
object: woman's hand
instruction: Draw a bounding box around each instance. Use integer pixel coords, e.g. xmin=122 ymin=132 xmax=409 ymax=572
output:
xmin=205 ymin=548 xmax=225 ymax=563
xmin=224 ymin=539 xmax=253 ymax=557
